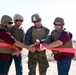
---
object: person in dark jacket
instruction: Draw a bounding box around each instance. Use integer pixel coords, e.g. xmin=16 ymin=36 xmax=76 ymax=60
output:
xmin=25 ymin=13 xmax=50 ymax=75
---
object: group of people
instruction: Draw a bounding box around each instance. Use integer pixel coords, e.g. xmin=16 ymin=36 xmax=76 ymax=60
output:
xmin=0 ymin=13 xmax=74 ymax=75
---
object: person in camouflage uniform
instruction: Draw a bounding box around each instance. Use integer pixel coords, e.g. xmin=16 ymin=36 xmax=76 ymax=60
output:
xmin=25 ymin=14 xmax=50 ymax=75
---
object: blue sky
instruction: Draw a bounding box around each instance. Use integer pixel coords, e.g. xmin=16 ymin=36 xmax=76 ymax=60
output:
xmin=0 ymin=0 xmax=76 ymax=40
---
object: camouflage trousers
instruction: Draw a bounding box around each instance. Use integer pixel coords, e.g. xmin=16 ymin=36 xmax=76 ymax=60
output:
xmin=28 ymin=51 xmax=49 ymax=75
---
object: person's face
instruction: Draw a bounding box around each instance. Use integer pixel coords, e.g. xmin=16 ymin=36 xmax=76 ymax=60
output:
xmin=7 ymin=22 xmax=13 ymax=29
xmin=54 ymin=22 xmax=63 ymax=31
xmin=14 ymin=19 xmax=23 ymax=27
xmin=33 ymin=20 xmax=41 ymax=28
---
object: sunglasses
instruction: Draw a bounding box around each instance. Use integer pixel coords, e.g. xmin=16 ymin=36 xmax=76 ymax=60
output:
xmin=8 ymin=22 xmax=13 ymax=24
xmin=33 ymin=20 xmax=40 ymax=23
xmin=15 ymin=20 xmax=23 ymax=22
xmin=54 ymin=24 xmax=62 ymax=26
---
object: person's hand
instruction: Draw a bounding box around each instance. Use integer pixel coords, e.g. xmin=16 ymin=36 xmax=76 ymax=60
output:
xmin=37 ymin=43 xmax=47 ymax=51
xmin=27 ymin=46 xmax=36 ymax=52
xmin=34 ymin=39 xmax=40 ymax=48
xmin=35 ymin=39 xmax=40 ymax=45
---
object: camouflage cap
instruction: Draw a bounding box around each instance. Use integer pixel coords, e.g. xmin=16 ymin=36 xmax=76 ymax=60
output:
xmin=1 ymin=15 xmax=12 ymax=24
xmin=54 ymin=17 xmax=64 ymax=25
xmin=13 ymin=14 xmax=24 ymax=21
xmin=31 ymin=14 xmax=41 ymax=22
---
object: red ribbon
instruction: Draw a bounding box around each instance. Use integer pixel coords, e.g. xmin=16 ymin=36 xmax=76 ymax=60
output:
xmin=39 ymin=44 xmax=76 ymax=53
xmin=0 ymin=43 xmax=20 ymax=56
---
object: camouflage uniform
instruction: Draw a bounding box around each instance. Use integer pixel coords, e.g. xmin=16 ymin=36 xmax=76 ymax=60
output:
xmin=25 ymin=26 xmax=49 ymax=75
